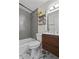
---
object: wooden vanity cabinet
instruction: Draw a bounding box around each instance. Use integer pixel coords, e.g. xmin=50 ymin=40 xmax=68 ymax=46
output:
xmin=42 ymin=34 xmax=59 ymax=57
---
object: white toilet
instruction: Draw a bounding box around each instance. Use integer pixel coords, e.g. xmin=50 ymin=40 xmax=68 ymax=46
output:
xmin=27 ymin=40 xmax=40 ymax=59
xmin=27 ymin=33 xmax=42 ymax=59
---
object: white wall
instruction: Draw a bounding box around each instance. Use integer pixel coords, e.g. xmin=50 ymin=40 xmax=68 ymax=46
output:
xmin=19 ymin=8 xmax=31 ymax=39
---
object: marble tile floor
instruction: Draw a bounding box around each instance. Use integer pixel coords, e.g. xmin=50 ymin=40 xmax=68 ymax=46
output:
xmin=20 ymin=52 xmax=59 ymax=59
xmin=20 ymin=47 xmax=58 ymax=59
xmin=39 ymin=52 xmax=58 ymax=59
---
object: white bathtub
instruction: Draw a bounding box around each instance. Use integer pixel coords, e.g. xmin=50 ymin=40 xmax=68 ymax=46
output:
xmin=19 ymin=38 xmax=35 ymax=55
xmin=19 ymin=38 xmax=41 ymax=59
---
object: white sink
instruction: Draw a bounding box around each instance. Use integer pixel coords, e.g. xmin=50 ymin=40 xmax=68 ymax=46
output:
xmin=42 ymin=32 xmax=59 ymax=35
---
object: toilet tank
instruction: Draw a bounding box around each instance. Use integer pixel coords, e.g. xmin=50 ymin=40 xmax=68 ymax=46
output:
xmin=36 ymin=33 xmax=42 ymax=42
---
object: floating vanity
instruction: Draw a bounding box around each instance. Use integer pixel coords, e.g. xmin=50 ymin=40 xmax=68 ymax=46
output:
xmin=42 ymin=34 xmax=59 ymax=57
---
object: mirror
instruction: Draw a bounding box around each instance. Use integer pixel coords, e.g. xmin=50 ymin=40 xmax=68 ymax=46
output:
xmin=46 ymin=5 xmax=59 ymax=35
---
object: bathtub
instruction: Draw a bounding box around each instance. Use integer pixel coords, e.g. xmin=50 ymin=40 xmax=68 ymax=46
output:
xmin=19 ymin=38 xmax=35 ymax=55
xmin=19 ymin=38 xmax=41 ymax=59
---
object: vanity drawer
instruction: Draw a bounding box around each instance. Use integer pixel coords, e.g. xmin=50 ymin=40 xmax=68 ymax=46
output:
xmin=42 ymin=38 xmax=59 ymax=47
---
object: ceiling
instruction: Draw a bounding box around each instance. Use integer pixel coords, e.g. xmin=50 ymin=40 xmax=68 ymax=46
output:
xmin=19 ymin=0 xmax=49 ymax=12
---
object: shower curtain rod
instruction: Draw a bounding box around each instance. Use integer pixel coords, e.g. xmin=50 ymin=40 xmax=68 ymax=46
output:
xmin=19 ymin=3 xmax=33 ymax=12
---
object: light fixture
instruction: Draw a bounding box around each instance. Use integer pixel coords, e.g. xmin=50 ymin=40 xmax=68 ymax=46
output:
xmin=54 ymin=4 xmax=59 ymax=8
xmin=49 ymin=6 xmax=54 ymax=10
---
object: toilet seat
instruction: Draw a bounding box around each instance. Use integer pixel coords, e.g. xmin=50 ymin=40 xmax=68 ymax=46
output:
xmin=28 ymin=40 xmax=40 ymax=49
